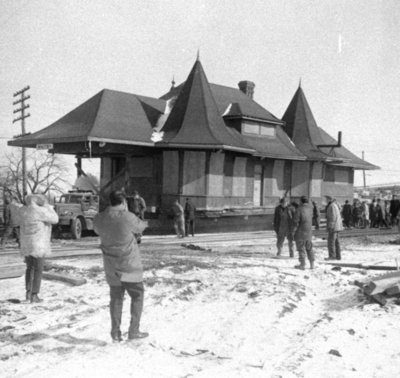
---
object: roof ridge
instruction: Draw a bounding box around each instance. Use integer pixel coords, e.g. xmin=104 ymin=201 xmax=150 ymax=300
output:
xmin=89 ymin=89 xmax=106 ymax=139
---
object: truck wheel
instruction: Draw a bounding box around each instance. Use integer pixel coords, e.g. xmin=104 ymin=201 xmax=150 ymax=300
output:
xmin=71 ymin=218 xmax=82 ymax=239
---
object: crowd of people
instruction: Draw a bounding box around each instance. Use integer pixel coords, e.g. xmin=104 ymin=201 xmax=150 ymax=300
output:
xmin=1 ymin=189 xmax=400 ymax=343
xmin=340 ymin=196 xmax=400 ymax=230
xmin=273 ymin=194 xmax=400 ymax=270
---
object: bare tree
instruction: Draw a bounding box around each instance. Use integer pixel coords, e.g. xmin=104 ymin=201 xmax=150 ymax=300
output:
xmin=1 ymin=150 xmax=70 ymax=202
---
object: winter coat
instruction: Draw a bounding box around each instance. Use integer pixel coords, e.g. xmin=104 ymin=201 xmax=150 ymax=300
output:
xmin=94 ymin=204 xmax=147 ymax=286
xmin=19 ymin=201 xmax=59 ymax=258
xmin=390 ymin=199 xmax=400 ymax=217
xmin=369 ymin=203 xmax=377 ymax=222
xmin=184 ymin=201 xmax=196 ymax=220
xmin=273 ymin=205 xmax=295 ymax=235
xmin=326 ymin=201 xmax=343 ymax=232
xmin=342 ymin=204 xmax=353 ymax=221
xmin=4 ymin=202 xmax=22 ymax=227
xmin=292 ymin=203 xmax=313 ymax=241
xmin=375 ymin=202 xmax=385 ymax=221
xmin=362 ymin=203 xmax=369 ymax=219
xmin=127 ymin=196 xmax=146 ymax=220
xmin=172 ymin=202 xmax=184 ymax=219
xmin=312 ymin=203 xmax=320 ymax=220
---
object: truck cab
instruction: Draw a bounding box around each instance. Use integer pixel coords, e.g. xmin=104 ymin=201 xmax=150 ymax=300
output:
xmin=55 ymin=191 xmax=99 ymax=239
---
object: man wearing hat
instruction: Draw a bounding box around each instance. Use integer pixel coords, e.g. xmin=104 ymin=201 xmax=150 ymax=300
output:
xmin=325 ymin=195 xmax=343 ymax=260
xmin=273 ymin=197 xmax=295 ymax=257
xmin=292 ymin=196 xmax=315 ymax=269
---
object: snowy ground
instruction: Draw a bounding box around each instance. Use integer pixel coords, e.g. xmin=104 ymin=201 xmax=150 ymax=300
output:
xmin=1 ymin=234 xmax=400 ymax=378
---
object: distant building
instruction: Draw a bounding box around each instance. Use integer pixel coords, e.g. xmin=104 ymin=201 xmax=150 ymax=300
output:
xmin=8 ymin=58 xmax=378 ymax=232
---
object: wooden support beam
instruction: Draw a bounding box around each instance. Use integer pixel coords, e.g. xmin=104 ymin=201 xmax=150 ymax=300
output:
xmin=370 ymin=293 xmax=387 ymax=306
xmin=363 ymin=271 xmax=400 ymax=296
xmin=324 ymin=261 xmax=399 ymax=271
xmin=42 ymin=272 xmax=87 ymax=286
xmin=0 ymin=263 xmax=25 ymax=280
xmin=384 ymin=284 xmax=400 ymax=297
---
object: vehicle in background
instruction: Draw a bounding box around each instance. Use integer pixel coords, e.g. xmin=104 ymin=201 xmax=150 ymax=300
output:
xmin=54 ymin=190 xmax=99 ymax=239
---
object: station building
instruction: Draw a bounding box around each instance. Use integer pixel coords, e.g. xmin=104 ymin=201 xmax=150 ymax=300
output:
xmin=9 ymin=59 xmax=377 ymax=232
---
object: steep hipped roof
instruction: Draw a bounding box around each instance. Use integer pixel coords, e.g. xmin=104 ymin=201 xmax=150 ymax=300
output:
xmin=281 ymin=86 xmax=377 ymax=169
xmin=242 ymin=125 xmax=306 ymax=160
xmin=161 ymin=83 xmax=280 ymax=123
xmin=317 ymin=128 xmax=379 ymax=170
xmin=159 ymin=59 xmax=253 ymax=153
xmin=282 ymin=85 xmax=336 ymax=161
xmin=8 ymin=89 xmax=165 ymax=148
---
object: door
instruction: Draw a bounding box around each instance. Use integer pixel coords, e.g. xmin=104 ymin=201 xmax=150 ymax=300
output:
xmin=253 ymin=163 xmax=263 ymax=206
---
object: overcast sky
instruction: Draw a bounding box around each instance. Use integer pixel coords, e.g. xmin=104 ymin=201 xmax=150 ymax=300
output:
xmin=0 ymin=0 xmax=399 ymax=187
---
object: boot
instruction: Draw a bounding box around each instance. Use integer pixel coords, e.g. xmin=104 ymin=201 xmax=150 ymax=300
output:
xmin=26 ymin=291 xmax=31 ymax=301
xmin=111 ymin=331 xmax=123 ymax=343
xmin=310 ymin=261 xmax=315 ymax=269
xmin=128 ymin=331 xmax=149 ymax=340
xmin=30 ymin=294 xmax=42 ymax=303
xmin=294 ymin=264 xmax=305 ymax=270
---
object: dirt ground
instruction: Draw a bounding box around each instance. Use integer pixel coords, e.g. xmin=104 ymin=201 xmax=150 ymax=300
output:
xmin=1 ymin=233 xmax=400 ymax=377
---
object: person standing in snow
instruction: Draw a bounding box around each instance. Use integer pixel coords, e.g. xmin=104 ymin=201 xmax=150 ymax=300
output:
xmin=184 ymin=198 xmax=196 ymax=237
xmin=19 ymin=194 xmax=59 ymax=303
xmin=172 ymin=199 xmax=185 ymax=238
xmin=342 ymin=200 xmax=353 ymax=229
xmin=94 ymin=190 xmax=148 ymax=342
xmin=325 ymin=196 xmax=343 ymax=260
xmin=127 ymin=190 xmax=146 ymax=244
xmin=273 ymin=198 xmax=295 ymax=258
xmin=292 ymin=196 xmax=314 ymax=270
xmin=312 ymin=201 xmax=320 ymax=230
xmin=390 ymin=194 xmax=400 ymax=226
xmin=1 ymin=196 xmax=22 ymax=249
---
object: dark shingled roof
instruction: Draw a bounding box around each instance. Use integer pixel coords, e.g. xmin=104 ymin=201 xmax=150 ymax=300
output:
xmin=161 ymin=82 xmax=280 ymax=123
xmin=242 ymin=125 xmax=306 ymax=160
xmin=8 ymin=89 xmax=165 ymax=148
xmin=159 ymin=59 xmax=253 ymax=153
xmin=282 ymin=86 xmax=378 ymax=170
xmin=317 ymin=128 xmax=379 ymax=170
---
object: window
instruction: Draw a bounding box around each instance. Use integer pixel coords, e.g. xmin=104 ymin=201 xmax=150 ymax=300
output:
xmin=242 ymin=121 xmax=275 ymax=137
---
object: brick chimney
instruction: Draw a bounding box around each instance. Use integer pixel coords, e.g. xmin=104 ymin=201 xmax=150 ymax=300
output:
xmin=238 ymin=80 xmax=255 ymax=99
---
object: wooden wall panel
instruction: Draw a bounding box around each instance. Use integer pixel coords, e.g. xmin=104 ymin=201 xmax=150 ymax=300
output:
xmin=322 ymin=166 xmax=354 ymax=204
xmin=182 ymin=151 xmax=206 ymax=195
xmin=208 ymin=152 xmax=224 ymax=197
xmin=263 ymin=159 xmax=274 ymax=198
xmin=291 ymin=161 xmax=310 ymax=197
xmin=127 ymin=157 xmax=153 ymax=177
xmin=272 ymin=160 xmax=286 ymax=197
xmin=100 ymin=157 xmax=112 ymax=185
xmin=163 ymin=151 xmax=179 ymax=194
xmin=310 ymin=162 xmax=323 ymax=198
xmin=223 ymin=154 xmax=234 ymax=197
xmin=232 ymin=157 xmax=247 ymax=197
xmin=246 ymin=159 xmax=255 ymax=198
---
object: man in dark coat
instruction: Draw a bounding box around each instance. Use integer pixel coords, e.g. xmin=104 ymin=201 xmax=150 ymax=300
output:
xmin=312 ymin=201 xmax=320 ymax=230
xmin=292 ymin=196 xmax=314 ymax=269
xmin=273 ymin=198 xmax=295 ymax=257
xmin=390 ymin=195 xmax=400 ymax=226
xmin=184 ymin=198 xmax=196 ymax=237
xmin=342 ymin=200 xmax=353 ymax=229
xmin=369 ymin=199 xmax=378 ymax=228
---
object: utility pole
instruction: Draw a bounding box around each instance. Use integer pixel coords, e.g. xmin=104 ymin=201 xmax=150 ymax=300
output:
xmin=13 ymin=86 xmax=30 ymax=198
xmin=362 ymin=150 xmax=366 ymax=189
